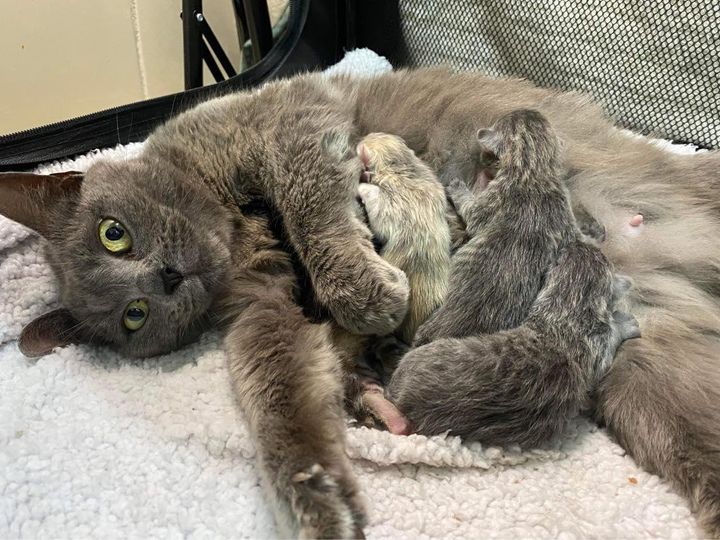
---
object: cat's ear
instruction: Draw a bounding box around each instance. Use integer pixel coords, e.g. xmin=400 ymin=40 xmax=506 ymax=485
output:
xmin=0 ymin=171 xmax=84 ymax=238
xmin=19 ymin=308 xmax=85 ymax=357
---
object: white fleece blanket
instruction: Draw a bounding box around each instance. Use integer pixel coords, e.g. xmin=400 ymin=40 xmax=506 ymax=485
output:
xmin=0 ymin=49 xmax=702 ymax=538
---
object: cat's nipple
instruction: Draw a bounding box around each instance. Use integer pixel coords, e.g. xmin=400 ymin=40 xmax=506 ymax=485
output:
xmin=624 ymin=213 xmax=644 ymax=237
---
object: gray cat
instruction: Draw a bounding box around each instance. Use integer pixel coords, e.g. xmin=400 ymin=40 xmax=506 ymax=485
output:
xmin=387 ymin=109 xmax=640 ymax=447
xmin=1 ymin=67 xmax=720 ymax=536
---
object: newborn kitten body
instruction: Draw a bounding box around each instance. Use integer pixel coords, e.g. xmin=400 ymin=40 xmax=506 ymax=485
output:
xmin=356 ymin=133 xmax=451 ymax=344
xmin=414 ymin=109 xmax=576 ymax=345
xmin=340 ymin=133 xmax=450 ymax=434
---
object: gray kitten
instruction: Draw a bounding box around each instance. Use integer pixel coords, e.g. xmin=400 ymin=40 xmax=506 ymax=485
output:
xmin=2 ymin=67 xmax=720 ymax=536
xmin=389 ymin=242 xmax=639 ymax=446
xmin=414 ymin=109 xmax=578 ymax=345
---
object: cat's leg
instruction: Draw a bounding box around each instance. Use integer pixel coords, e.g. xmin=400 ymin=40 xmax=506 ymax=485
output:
xmin=268 ymin=131 xmax=409 ymax=337
xmin=224 ymin=271 xmax=365 ymax=539
xmin=595 ymin=309 xmax=720 ymax=537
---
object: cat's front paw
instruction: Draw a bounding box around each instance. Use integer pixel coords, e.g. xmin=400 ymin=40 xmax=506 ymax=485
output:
xmin=325 ymin=255 xmax=410 ymax=336
xmin=290 ymin=464 xmax=366 ymax=539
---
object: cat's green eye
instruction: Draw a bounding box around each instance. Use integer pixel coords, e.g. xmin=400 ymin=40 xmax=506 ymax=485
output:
xmin=123 ymin=299 xmax=149 ymax=331
xmin=99 ymin=218 xmax=132 ymax=253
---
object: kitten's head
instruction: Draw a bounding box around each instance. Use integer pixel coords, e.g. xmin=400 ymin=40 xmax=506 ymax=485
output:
xmin=0 ymin=158 xmax=233 ymax=358
xmin=356 ymin=133 xmax=420 ymax=182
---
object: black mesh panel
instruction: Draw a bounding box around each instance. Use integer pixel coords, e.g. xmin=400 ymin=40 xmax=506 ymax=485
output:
xmin=390 ymin=0 xmax=719 ymax=148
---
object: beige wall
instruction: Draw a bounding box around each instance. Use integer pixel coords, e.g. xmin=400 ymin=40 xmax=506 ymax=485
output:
xmin=0 ymin=0 xmax=245 ymax=135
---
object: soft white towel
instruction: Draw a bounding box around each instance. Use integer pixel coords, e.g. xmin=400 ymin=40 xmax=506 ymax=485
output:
xmin=0 ymin=49 xmax=700 ymax=538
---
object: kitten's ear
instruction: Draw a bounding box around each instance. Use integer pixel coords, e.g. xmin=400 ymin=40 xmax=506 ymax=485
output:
xmin=0 ymin=171 xmax=84 ymax=237
xmin=19 ymin=309 xmax=84 ymax=357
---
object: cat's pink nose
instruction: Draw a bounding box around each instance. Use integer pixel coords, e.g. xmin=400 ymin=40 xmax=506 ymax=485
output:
xmin=161 ymin=266 xmax=184 ymax=294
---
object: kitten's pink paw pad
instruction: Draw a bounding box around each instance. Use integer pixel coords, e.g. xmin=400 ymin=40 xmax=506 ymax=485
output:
xmin=361 ymin=383 xmax=411 ymax=436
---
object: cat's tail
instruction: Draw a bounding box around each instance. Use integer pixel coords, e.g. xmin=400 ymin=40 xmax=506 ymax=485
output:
xmin=595 ymin=271 xmax=720 ymax=537
xmin=386 ymin=329 xmax=590 ymax=448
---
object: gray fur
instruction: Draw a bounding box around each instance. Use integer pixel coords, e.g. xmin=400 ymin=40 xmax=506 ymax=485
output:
xmin=388 ymin=241 xmax=639 ymax=446
xmin=414 ymin=109 xmax=576 ymax=345
xmin=389 ymin=109 xmax=640 ymax=447
xmin=0 ymin=67 xmax=719 ymax=536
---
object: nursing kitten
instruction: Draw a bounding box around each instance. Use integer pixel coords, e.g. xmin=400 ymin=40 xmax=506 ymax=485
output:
xmin=414 ymin=109 xmax=578 ymax=345
xmin=1 ymin=66 xmax=719 ymax=536
xmin=340 ymin=132 xmax=450 ymax=434
xmin=356 ymin=132 xmax=450 ymax=344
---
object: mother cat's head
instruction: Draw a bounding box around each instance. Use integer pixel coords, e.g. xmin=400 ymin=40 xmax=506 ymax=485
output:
xmin=0 ymin=158 xmax=233 ymax=358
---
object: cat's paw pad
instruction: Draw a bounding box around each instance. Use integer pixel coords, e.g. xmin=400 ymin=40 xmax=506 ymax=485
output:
xmin=357 ymin=183 xmax=381 ymax=206
xmin=360 ymin=382 xmax=411 ymax=436
xmin=290 ymin=464 xmax=366 ymax=539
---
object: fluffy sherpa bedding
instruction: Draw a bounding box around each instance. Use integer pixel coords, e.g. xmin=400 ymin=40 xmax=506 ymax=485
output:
xmin=0 ymin=49 xmax=704 ymax=538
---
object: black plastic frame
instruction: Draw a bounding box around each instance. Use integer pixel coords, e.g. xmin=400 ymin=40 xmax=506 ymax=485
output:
xmin=0 ymin=0 xmax=354 ymax=171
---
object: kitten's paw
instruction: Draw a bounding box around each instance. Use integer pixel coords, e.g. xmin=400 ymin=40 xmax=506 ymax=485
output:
xmin=357 ymin=183 xmax=381 ymax=206
xmin=361 ymin=381 xmax=411 ymax=435
xmin=357 ymin=183 xmax=383 ymax=226
xmin=446 ymin=178 xmax=468 ymax=195
xmin=346 ymin=371 xmax=411 ymax=435
xmin=579 ymin=219 xmax=606 ymax=243
xmin=290 ymin=464 xmax=366 ymax=539
xmin=326 ymin=255 xmax=410 ymax=336
xmin=613 ymin=310 xmax=641 ymax=340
